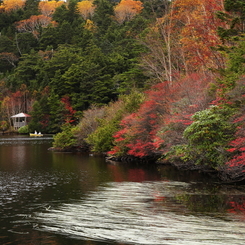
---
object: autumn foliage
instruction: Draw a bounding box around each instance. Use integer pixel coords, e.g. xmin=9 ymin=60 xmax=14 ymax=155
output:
xmin=1 ymin=88 xmax=32 ymax=125
xmin=109 ymin=71 xmax=214 ymax=159
xmin=109 ymin=83 xmax=168 ymax=157
xmin=142 ymin=0 xmax=226 ymax=86
xmin=15 ymin=15 xmax=58 ymax=39
xmin=2 ymin=0 xmax=245 ymax=183
xmin=171 ymin=0 xmax=226 ymax=70
xmin=114 ymin=0 xmax=143 ymax=24
xmin=77 ymin=0 xmax=96 ymax=20
xmin=60 ymin=96 xmax=77 ymax=124
xmin=39 ymin=0 xmax=65 ymax=17
xmin=217 ymin=80 xmax=245 ymax=181
xmin=0 ymin=0 xmax=26 ymax=12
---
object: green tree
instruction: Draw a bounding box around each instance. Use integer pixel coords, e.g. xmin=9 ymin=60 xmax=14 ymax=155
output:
xmin=0 ymin=35 xmax=16 ymax=72
xmin=22 ymin=0 xmax=40 ymax=19
xmin=46 ymin=92 xmax=66 ymax=133
xmin=174 ymin=106 xmax=235 ymax=168
xmin=53 ymin=0 xmax=80 ymax=24
xmin=12 ymin=50 xmax=43 ymax=90
xmin=92 ymin=0 xmax=114 ymax=37
xmin=56 ymin=21 xmax=74 ymax=44
xmin=53 ymin=123 xmax=77 ymax=150
xmin=45 ymin=45 xmax=82 ymax=96
xmin=15 ymin=32 xmax=38 ymax=55
xmin=39 ymin=26 xmax=58 ymax=50
xmin=28 ymin=99 xmax=47 ymax=133
xmin=52 ymin=4 xmax=70 ymax=23
xmin=217 ymin=0 xmax=245 ymax=40
xmin=0 ymin=35 xmax=14 ymax=53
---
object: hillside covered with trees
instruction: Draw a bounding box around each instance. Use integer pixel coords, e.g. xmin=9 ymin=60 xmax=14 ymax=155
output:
xmin=1 ymin=0 xmax=245 ymax=182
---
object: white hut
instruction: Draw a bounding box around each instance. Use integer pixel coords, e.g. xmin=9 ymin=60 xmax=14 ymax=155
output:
xmin=11 ymin=112 xmax=31 ymax=130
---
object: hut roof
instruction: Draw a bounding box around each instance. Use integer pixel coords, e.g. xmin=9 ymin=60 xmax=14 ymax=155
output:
xmin=11 ymin=112 xmax=31 ymax=118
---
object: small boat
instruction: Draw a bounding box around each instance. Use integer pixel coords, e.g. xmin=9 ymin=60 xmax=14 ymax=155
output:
xmin=30 ymin=131 xmax=43 ymax=137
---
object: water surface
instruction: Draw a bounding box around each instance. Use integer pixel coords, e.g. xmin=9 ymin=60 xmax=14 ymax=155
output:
xmin=1 ymin=135 xmax=245 ymax=245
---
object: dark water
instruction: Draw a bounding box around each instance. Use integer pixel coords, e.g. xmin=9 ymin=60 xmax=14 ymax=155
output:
xmin=1 ymin=136 xmax=245 ymax=245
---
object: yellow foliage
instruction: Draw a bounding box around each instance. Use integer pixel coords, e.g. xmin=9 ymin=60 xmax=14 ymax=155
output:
xmin=84 ymin=19 xmax=97 ymax=32
xmin=38 ymin=0 xmax=65 ymax=17
xmin=77 ymin=0 xmax=96 ymax=20
xmin=114 ymin=0 xmax=143 ymax=24
xmin=1 ymin=0 xmax=26 ymax=12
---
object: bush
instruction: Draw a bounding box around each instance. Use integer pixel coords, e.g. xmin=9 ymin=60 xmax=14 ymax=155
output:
xmin=53 ymin=124 xmax=77 ymax=150
xmin=173 ymin=105 xmax=236 ymax=168
xmin=18 ymin=125 xmax=29 ymax=134
xmin=0 ymin=121 xmax=9 ymax=133
xmin=85 ymin=101 xmax=124 ymax=153
xmin=109 ymin=83 xmax=167 ymax=157
xmin=86 ymin=90 xmax=145 ymax=153
xmin=74 ymin=105 xmax=106 ymax=149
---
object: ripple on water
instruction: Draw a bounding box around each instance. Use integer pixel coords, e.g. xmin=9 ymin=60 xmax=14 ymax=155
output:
xmin=0 ymin=136 xmax=53 ymax=145
xmin=34 ymin=181 xmax=245 ymax=245
xmin=0 ymin=170 xmax=77 ymax=209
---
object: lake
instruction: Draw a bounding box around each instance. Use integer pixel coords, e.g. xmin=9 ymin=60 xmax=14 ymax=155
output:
xmin=1 ymin=135 xmax=245 ymax=245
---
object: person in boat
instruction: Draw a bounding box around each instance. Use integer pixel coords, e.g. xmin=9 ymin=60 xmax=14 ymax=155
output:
xmin=35 ymin=130 xmax=37 ymax=134
xmin=38 ymin=132 xmax=42 ymax=135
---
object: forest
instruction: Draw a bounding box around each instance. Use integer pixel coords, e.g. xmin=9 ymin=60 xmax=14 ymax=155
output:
xmin=0 ymin=0 xmax=245 ymax=182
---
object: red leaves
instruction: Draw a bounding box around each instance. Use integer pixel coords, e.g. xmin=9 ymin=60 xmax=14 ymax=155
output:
xmin=227 ymin=198 xmax=245 ymax=221
xmin=109 ymin=72 xmax=213 ymax=158
xmin=109 ymin=83 xmax=167 ymax=157
xmin=127 ymin=140 xmax=156 ymax=157
xmin=107 ymin=146 xmax=121 ymax=156
xmin=60 ymin=96 xmax=76 ymax=124
xmin=226 ymin=137 xmax=245 ymax=168
xmin=171 ymin=0 xmax=225 ymax=70
xmin=226 ymin=132 xmax=245 ymax=168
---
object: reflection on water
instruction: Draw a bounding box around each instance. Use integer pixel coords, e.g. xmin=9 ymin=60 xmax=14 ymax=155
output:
xmin=34 ymin=181 xmax=245 ymax=245
xmin=1 ymin=136 xmax=245 ymax=244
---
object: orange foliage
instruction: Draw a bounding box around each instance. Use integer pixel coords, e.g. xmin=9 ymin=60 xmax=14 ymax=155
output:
xmin=0 ymin=5 xmax=5 ymax=12
xmin=1 ymin=0 xmax=26 ymax=12
xmin=171 ymin=0 xmax=226 ymax=70
xmin=1 ymin=89 xmax=31 ymax=122
xmin=77 ymin=0 xmax=96 ymax=20
xmin=15 ymin=15 xmax=58 ymax=39
xmin=38 ymin=0 xmax=65 ymax=17
xmin=142 ymin=0 xmax=226 ymax=85
xmin=114 ymin=0 xmax=143 ymax=24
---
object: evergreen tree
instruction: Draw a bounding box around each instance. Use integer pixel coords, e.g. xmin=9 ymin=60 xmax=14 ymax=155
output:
xmin=15 ymin=32 xmax=38 ymax=55
xmin=92 ymin=0 xmax=115 ymax=38
xmin=22 ymin=0 xmax=40 ymax=19
xmin=12 ymin=50 xmax=43 ymax=90
xmin=217 ymin=0 xmax=245 ymax=40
